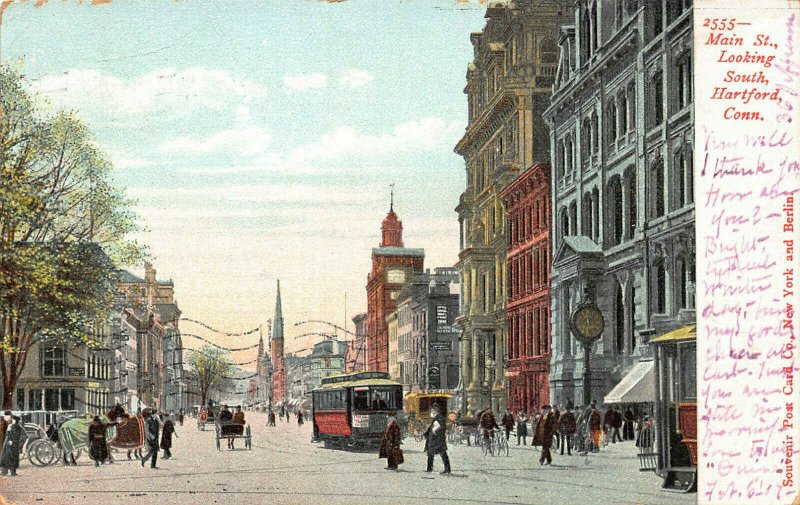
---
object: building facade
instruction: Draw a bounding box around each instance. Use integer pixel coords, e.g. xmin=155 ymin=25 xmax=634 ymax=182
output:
xmin=500 ymin=162 xmax=552 ymax=415
xmin=271 ymin=280 xmax=287 ymax=402
xmin=544 ymin=0 xmax=694 ymax=406
xmin=345 ymin=313 xmax=367 ymax=373
xmin=394 ymin=268 xmax=461 ymax=393
xmin=454 ymin=0 xmax=563 ymax=414
xmin=365 ymin=202 xmax=424 ymax=373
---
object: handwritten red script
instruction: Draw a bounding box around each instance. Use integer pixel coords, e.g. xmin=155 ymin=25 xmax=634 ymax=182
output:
xmin=697 ymin=1 xmax=800 ymax=504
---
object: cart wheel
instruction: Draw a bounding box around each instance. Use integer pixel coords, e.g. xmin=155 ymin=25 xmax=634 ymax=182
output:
xmin=28 ymin=439 xmax=58 ymax=467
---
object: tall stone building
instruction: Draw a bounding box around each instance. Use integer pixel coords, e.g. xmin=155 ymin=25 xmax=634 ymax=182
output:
xmin=345 ymin=313 xmax=367 ymax=373
xmin=500 ymin=162 xmax=552 ymax=415
xmin=454 ymin=0 xmax=564 ymax=414
xmin=271 ymin=280 xmax=287 ymax=403
xmin=365 ymin=199 xmax=424 ymax=373
xmin=544 ymin=0 xmax=694 ymax=406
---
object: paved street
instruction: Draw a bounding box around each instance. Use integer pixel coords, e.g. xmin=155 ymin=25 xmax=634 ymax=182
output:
xmin=0 ymin=412 xmax=693 ymax=505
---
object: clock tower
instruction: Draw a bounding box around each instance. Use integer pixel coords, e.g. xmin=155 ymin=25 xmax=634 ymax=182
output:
xmin=366 ymin=196 xmax=424 ymax=373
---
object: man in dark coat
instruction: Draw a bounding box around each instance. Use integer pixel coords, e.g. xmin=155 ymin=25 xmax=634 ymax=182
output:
xmin=0 ymin=416 xmax=27 ymax=476
xmin=623 ymin=407 xmax=635 ymax=441
xmin=297 ymin=410 xmax=304 ymax=426
xmin=501 ymin=410 xmax=515 ymax=440
xmin=378 ymin=414 xmax=403 ymax=470
xmin=88 ymin=416 xmax=113 ymax=466
xmin=558 ymin=404 xmax=577 ymax=455
xmin=268 ymin=410 xmax=276 ymax=427
xmin=609 ymin=406 xmax=623 ymax=443
xmin=107 ymin=403 xmax=126 ymax=422
xmin=423 ymin=405 xmax=450 ymax=474
xmin=160 ymin=413 xmax=177 ymax=459
xmin=478 ymin=407 xmax=499 ymax=449
xmin=141 ymin=409 xmax=160 ymax=469
xmin=533 ymin=405 xmax=558 ymax=465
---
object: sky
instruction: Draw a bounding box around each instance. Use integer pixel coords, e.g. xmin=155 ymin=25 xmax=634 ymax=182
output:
xmin=0 ymin=0 xmax=488 ymax=365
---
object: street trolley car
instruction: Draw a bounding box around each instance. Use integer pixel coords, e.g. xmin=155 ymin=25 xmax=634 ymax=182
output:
xmin=312 ymin=371 xmax=403 ymax=449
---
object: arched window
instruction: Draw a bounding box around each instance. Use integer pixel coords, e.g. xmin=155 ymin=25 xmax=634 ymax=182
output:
xmin=561 ymin=207 xmax=570 ymax=238
xmin=590 ymin=1 xmax=598 ymax=55
xmin=609 ymin=177 xmax=623 ymax=245
xmin=540 ymin=38 xmax=558 ymax=64
xmin=607 ymin=99 xmax=618 ymax=144
xmin=626 ymin=167 xmax=637 ymax=237
xmin=592 ymin=187 xmax=600 ymax=241
xmin=580 ymin=7 xmax=591 ymax=62
xmin=591 ymin=112 xmax=599 ymax=154
xmin=618 ymin=91 xmax=628 ymax=134
xmin=676 ymin=148 xmax=686 ymax=209
xmin=655 ymin=261 xmax=667 ymax=314
xmin=630 ymin=284 xmax=637 ymax=352
xmin=686 ymin=146 xmax=694 ymax=204
xmin=569 ymin=201 xmax=578 ymax=236
xmin=582 ymin=118 xmax=591 ymax=160
xmin=652 ymin=156 xmax=665 ymax=218
xmin=615 ymin=285 xmax=625 ymax=354
xmin=582 ymin=192 xmax=593 ymax=237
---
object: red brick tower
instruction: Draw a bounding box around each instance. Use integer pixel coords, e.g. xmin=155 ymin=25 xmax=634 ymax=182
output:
xmin=366 ymin=196 xmax=424 ymax=372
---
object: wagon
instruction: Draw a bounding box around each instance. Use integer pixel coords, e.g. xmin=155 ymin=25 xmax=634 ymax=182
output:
xmin=214 ymin=419 xmax=251 ymax=450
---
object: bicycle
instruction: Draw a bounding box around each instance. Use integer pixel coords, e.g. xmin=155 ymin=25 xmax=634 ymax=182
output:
xmin=493 ymin=430 xmax=510 ymax=457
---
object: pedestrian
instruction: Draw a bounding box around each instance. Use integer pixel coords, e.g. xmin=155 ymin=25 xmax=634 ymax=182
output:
xmin=515 ymin=411 xmax=528 ymax=445
xmin=623 ymin=407 xmax=635 ymax=441
xmin=552 ymin=405 xmax=561 ymax=450
xmin=558 ymin=404 xmax=576 ymax=456
xmin=424 ymin=404 xmax=451 ymax=474
xmin=533 ymin=405 xmax=557 ymax=465
xmin=88 ymin=415 xmax=114 ymax=466
xmin=160 ymin=413 xmax=177 ymax=459
xmin=286 ymin=409 xmax=291 ymax=423
xmin=501 ymin=409 xmax=515 ymax=440
xmin=268 ymin=410 xmax=276 ymax=427
xmin=297 ymin=410 xmax=304 ymax=426
xmin=0 ymin=411 xmax=10 ymax=450
xmin=589 ymin=401 xmax=603 ymax=452
xmin=229 ymin=406 xmax=245 ymax=450
xmin=178 ymin=408 xmax=185 ymax=427
xmin=379 ymin=413 xmax=403 ymax=470
xmin=141 ymin=409 xmax=160 ymax=469
xmin=0 ymin=416 xmax=27 ymax=476
xmin=609 ymin=406 xmax=623 ymax=443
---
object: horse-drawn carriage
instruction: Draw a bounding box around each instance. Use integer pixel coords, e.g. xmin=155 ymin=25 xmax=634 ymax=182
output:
xmin=197 ymin=405 xmax=217 ymax=431
xmin=403 ymin=392 xmax=452 ymax=442
xmin=25 ymin=413 xmax=148 ymax=466
xmin=213 ymin=406 xmax=251 ymax=451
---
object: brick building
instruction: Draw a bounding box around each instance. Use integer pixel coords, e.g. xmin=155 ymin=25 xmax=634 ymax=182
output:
xmin=500 ymin=162 xmax=551 ymax=415
xmin=365 ymin=200 xmax=424 ymax=373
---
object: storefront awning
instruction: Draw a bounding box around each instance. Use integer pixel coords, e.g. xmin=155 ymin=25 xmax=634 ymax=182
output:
xmin=604 ymin=360 xmax=655 ymax=404
xmin=651 ymin=324 xmax=696 ymax=344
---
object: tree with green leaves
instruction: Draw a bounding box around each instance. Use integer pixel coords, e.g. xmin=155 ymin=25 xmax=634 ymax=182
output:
xmin=186 ymin=346 xmax=236 ymax=406
xmin=0 ymin=64 xmax=146 ymax=409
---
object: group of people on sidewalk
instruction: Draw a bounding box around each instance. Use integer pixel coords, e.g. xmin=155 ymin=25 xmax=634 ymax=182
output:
xmin=377 ymin=400 xmax=652 ymax=474
xmin=266 ymin=405 xmax=304 ymax=427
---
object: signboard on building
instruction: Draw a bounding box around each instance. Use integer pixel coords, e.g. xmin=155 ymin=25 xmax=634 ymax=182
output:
xmin=428 ymin=365 xmax=441 ymax=389
xmin=436 ymin=325 xmax=460 ymax=334
xmin=68 ymin=367 xmax=85 ymax=377
xmin=429 ymin=341 xmax=452 ymax=351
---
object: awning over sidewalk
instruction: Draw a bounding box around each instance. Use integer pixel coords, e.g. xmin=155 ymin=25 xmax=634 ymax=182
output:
xmin=651 ymin=324 xmax=696 ymax=344
xmin=604 ymin=360 xmax=655 ymax=404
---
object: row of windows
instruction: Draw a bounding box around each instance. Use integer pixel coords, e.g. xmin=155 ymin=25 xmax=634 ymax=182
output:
xmin=508 ymin=305 xmax=550 ymax=360
xmin=17 ymin=388 xmax=76 ymax=411
xmin=507 ymin=195 xmax=548 ymax=247
xmin=508 ymin=246 xmax=549 ymax=300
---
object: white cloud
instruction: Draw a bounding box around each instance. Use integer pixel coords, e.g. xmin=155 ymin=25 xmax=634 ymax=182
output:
xmin=289 ymin=117 xmax=464 ymax=164
xmin=283 ymin=72 xmax=327 ymax=91
xmin=339 ymin=69 xmax=374 ymax=88
xmin=159 ymin=127 xmax=272 ymax=156
xmin=32 ymin=68 xmax=267 ymax=117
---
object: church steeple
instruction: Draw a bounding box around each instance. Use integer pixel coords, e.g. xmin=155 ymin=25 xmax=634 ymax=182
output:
xmin=380 ymin=188 xmax=403 ymax=247
xmin=272 ymin=279 xmax=283 ymax=341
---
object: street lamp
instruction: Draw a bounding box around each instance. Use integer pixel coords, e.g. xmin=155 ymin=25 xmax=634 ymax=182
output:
xmin=569 ymin=286 xmax=605 ymax=406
